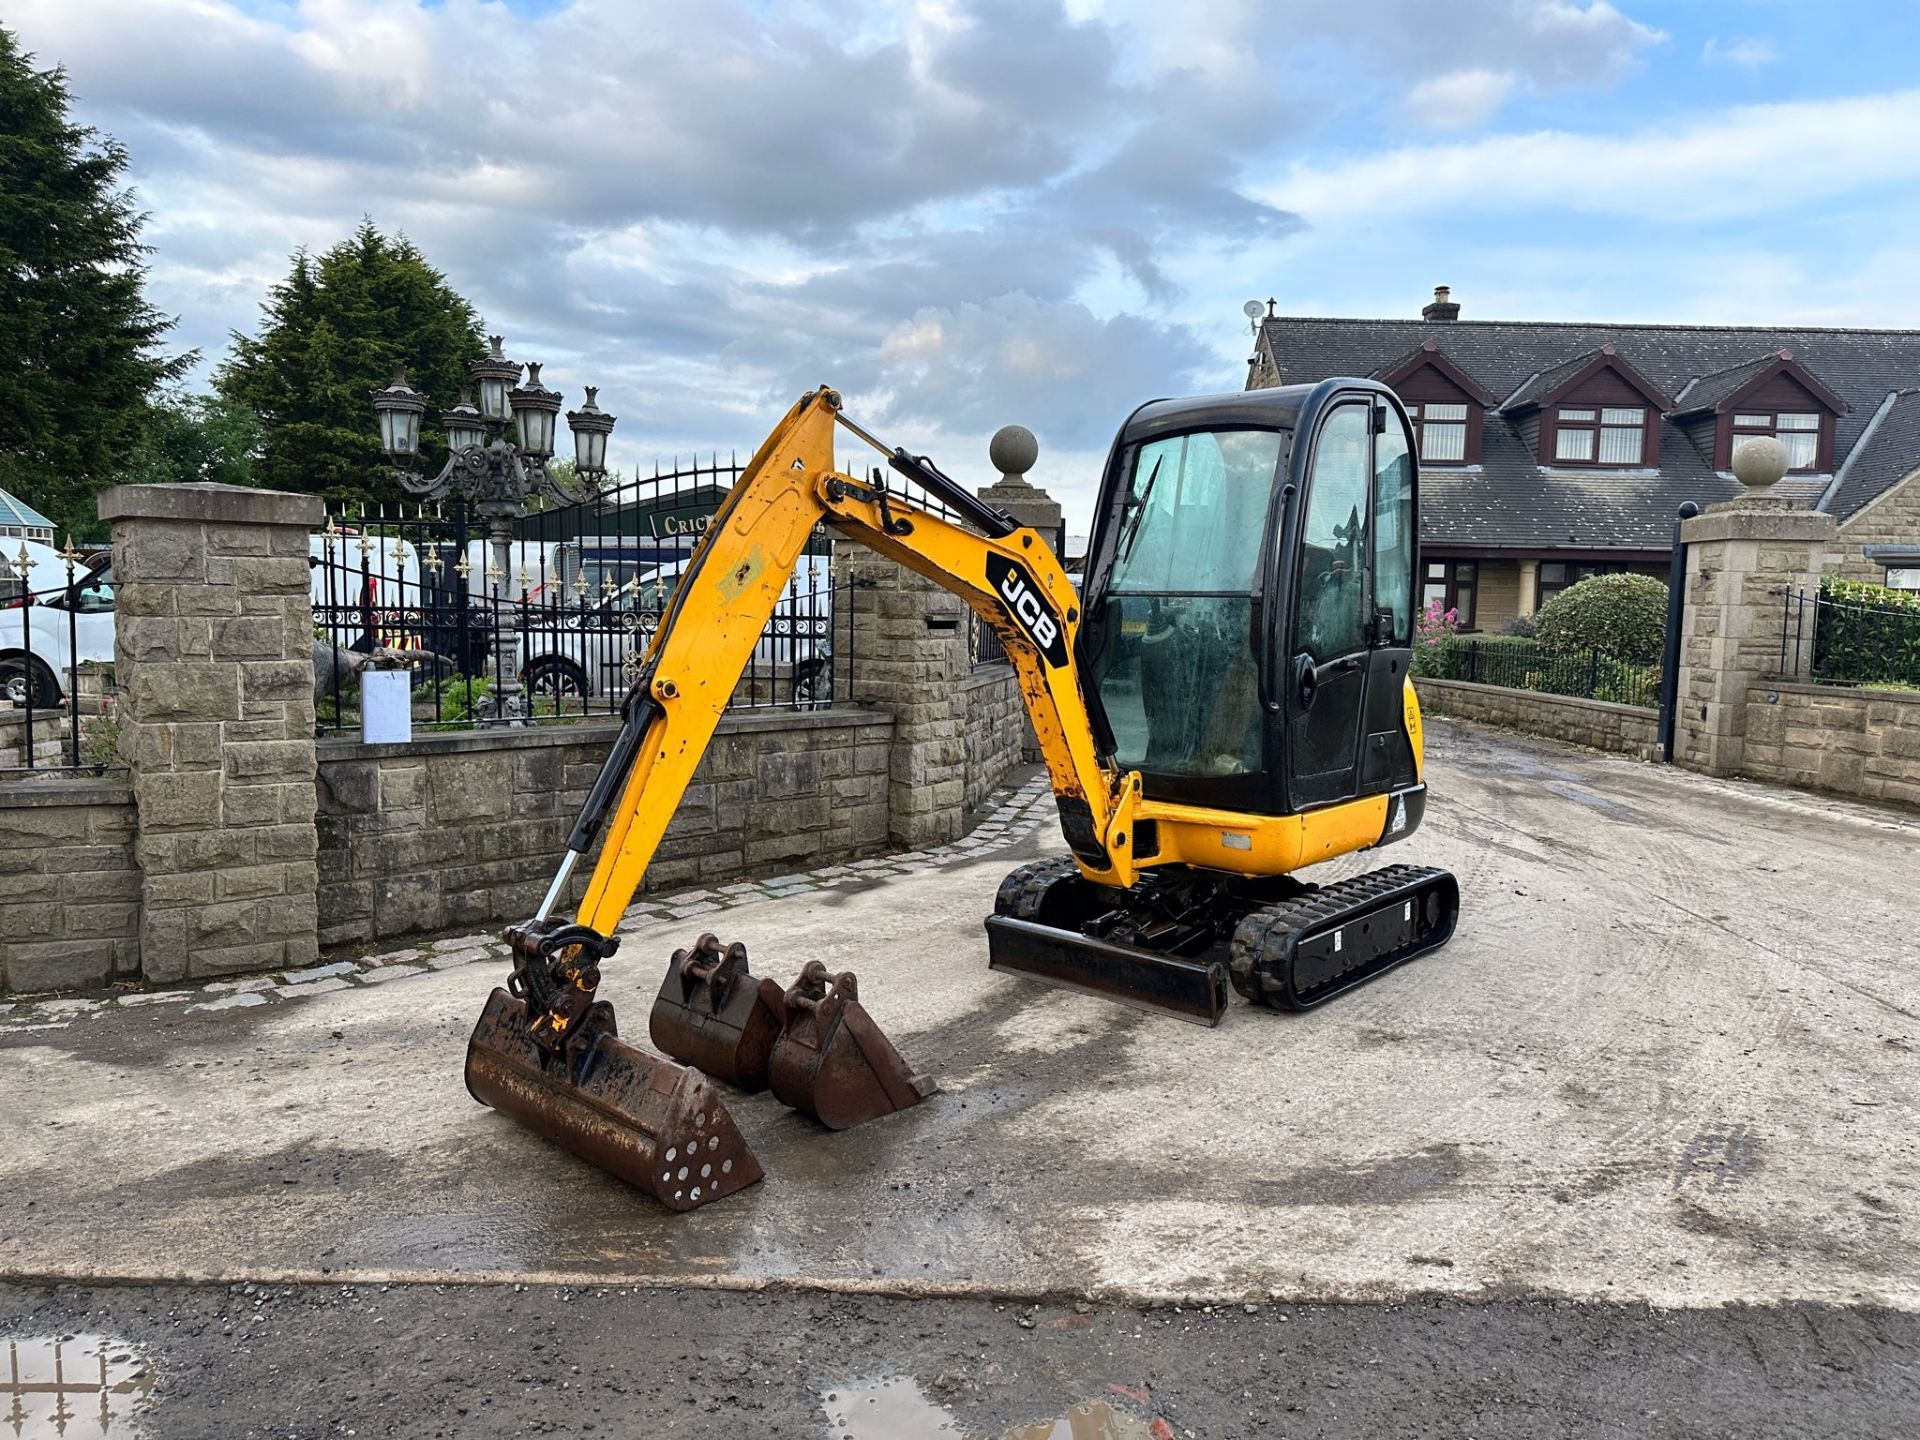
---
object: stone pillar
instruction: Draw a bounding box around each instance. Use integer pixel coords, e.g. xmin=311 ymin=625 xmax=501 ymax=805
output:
xmin=99 ymin=483 xmax=325 ymax=982
xmin=975 ymin=425 xmax=1064 ymax=555
xmin=836 ymin=546 xmax=969 ymax=849
xmin=1674 ymin=495 xmax=1835 ymax=776
xmin=1518 ymin=560 xmax=1539 ymax=618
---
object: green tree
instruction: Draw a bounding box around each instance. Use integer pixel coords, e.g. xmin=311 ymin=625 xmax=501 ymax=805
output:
xmin=119 ymin=389 xmax=260 ymax=488
xmin=217 ymin=220 xmax=485 ymax=508
xmin=0 ymin=25 xmax=189 ymax=541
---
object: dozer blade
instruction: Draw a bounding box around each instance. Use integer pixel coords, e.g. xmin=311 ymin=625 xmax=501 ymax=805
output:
xmin=465 ymin=987 xmax=764 ymax=1211
xmin=985 ymin=915 xmax=1229 ymax=1026
xmin=648 ymin=933 xmax=786 ymax=1091
xmin=767 ymin=961 xmax=936 ymax=1130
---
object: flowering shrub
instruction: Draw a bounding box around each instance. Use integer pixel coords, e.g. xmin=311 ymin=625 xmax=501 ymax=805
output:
xmin=1411 ymin=598 xmax=1461 ymax=677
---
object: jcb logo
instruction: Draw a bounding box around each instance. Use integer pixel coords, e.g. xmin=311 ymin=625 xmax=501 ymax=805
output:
xmin=984 ymin=554 xmax=1069 ymax=667
xmin=1000 ymin=570 xmax=1058 ymax=650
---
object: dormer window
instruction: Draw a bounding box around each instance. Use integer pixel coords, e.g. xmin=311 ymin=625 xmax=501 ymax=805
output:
xmin=1670 ymin=350 xmax=1847 ymax=475
xmin=1408 ymin=402 xmax=1469 ymax=462
xmin=1498 ymin=346 xmax=1671 ymax=470
xmin=1376 ymin=341 xmax=1496 ymax=467
xmin=1732 ymin=411 xmax=1821 ymax=471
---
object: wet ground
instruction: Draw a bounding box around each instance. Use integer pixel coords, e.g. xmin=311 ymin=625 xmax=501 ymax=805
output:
xmin=4 ymin=1281 xmax=1917 ymax=1439
xmin=1 ymin=720 xmax=1917 ymax=1432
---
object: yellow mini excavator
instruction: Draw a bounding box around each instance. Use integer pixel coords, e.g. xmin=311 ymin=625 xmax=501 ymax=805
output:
xmin=465 ymin=381 xmax=1460 ymax=1209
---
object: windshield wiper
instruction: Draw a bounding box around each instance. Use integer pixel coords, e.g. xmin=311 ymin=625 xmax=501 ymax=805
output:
xmin=1116 ymin=454 xmax=1164 ymax=568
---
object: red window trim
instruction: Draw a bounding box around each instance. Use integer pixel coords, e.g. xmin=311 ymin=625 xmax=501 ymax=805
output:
xmin=1720 ymin=408 xmax=1834 ymax=473
xmin=1545 ymin=403 xmax=1654 ymax=468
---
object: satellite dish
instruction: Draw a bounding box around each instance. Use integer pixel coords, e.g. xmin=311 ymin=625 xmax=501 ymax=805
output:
xmin=1242 ymin=299 xmax=1265 ymax=319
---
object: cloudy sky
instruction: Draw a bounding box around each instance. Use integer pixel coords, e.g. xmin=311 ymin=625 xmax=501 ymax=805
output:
xmin=11 ymin=0 xmax=1920 ymax=529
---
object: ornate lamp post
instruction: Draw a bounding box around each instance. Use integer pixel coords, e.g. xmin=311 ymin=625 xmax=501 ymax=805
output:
xmin=372 ymin=336 xmax=617 ymax=720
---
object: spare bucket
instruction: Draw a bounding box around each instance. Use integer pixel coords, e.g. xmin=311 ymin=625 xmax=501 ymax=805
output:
xmin=648 ymin=934 xmax=786 ymax=1091
xmin=767 ymin=961 xmax=936 ymax=1130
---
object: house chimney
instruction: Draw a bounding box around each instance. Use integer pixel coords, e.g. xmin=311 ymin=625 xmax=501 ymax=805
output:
xmin=1422 ymin=285 xmax=1460 ymax=323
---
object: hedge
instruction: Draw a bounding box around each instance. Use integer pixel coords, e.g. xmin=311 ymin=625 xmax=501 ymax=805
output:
xmin=1533 ymin=573 xmax=1669 ymax=664
xmin=1814 ymin=577 xmax=1920 ymax=687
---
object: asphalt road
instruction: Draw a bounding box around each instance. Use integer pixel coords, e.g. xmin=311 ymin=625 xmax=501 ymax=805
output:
xmin=2 ymin=719 xmax=1917 ymax=1435
xmin=4 ymin=1281 xmax=1916 ymax=1439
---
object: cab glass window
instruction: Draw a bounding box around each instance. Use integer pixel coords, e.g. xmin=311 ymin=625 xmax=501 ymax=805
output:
xmin=1371 ymin=410 xmax=1414 ymax=645
xmin=1107 ymin=430 xmax=1283 ymax=594
xmin=1294 ymin=405 xmax=1371 ymax=661
xmin=1088 ymin=428 xmax=1283 ymax=779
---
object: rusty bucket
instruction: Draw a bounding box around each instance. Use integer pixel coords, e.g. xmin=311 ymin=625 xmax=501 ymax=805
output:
xmin=648 ymin=934 xmax=786 ymax=1091
xmin=767 ymin=961 xmax=937 ymax=1130
xmin=465 ymin=987 xmax=764 ymax=1211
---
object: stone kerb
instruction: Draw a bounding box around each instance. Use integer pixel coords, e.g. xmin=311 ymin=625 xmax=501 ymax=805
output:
xmin=1673 ymin=495 xmax=1836 ymax=777
xmin=100 ymin=482 xmax=324 ymax=982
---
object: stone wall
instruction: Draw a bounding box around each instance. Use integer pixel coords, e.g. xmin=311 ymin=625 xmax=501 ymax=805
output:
xmin=1414 ymin=677 xmax=1660 ymax=759
xmin=1833 ymin=466 xmax=1920 ymax=583
xmin=0 ymin=779 xmax=140 ymax=993
xmin=1740 ymin=682 xmax=1920 ymax=808
xmin=962 ymin=666 xmax=1025 ymax=813
xmin=316 ymin=708 xmax=893 ymax=945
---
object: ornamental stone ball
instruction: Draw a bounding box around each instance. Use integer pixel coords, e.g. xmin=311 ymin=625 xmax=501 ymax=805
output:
xmin=1733 ymin=435 xmax=1791 ymax=491
xmin=989 ymin=424 xmax=1039 ymax=482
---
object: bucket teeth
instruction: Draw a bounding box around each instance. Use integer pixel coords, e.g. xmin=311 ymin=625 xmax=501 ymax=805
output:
xmin=648 ymin=933 xmax=787 ymax=1091
xmin=768 ymin=961 xmax=937 ymax=1131
xmin=465 ymin=987 xmax=764 ymax=1211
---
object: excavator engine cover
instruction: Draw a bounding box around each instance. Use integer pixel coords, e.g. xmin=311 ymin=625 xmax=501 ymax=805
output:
xmin=768 ymin=961 xmax=936 ymax=1130
xmin=464 ymin=919 xmax=764 ymax=1211
xmin=649 ymin=933 xmax=786 ymax=1091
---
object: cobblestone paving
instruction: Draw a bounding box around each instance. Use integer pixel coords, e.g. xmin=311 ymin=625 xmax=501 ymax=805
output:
xmin=0 ymin=773 xmax=1055 ymax=1031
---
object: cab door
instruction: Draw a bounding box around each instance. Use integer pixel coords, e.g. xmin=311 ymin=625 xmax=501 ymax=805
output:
xmin=1358 ymin=399 xmax=1419 ymax=795
xmin=1286 ymin=402 xmax=1374 ymax=809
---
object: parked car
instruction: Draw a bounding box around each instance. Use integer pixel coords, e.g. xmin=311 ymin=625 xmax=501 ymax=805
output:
xmin=0 ymin=553 xmax=114 ymax=707
xmin=518 ymin=553 xmax=835 ymax=706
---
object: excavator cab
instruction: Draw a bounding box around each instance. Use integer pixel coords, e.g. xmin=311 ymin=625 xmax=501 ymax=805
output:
xmin=1077 ymin=380 xmax=1420 ymax=818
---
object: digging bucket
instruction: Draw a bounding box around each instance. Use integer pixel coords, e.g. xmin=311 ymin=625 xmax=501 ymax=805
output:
xmin=767 ymin=961 xmax=937 ymax=1130
xmin=648 ymin=934 xmax=786 ymax=1091
xmin=465 ymin=986 xmax=764 ymax=1211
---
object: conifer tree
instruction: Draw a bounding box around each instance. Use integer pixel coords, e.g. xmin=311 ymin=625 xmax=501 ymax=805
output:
xmin=218 ymin=221 xmax=485 ymax=508
xmin=0 ymin=25 xmax=187 ymax=540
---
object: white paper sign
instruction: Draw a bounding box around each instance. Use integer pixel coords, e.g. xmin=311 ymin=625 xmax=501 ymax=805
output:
xmin=360 ymin=668 xmax=413 ymax=744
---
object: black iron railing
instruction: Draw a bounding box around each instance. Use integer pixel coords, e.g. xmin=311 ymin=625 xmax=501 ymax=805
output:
xmin=1783 ymin=584 xmax=1920 ymax=689
xmin=312 ymin=463 xmax=861 ymax=734
xmin=0 ymin=549 xmax=114 ymax=775
xmin=1415 ymin=635 xmax=1662 ymax=708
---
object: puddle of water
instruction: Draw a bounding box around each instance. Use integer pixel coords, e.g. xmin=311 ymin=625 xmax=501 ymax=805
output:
xmin=822 ymin=1376 xmax=1151 ymax=1440
xmin=3 ymin=1334 xmax=154 ymax=1438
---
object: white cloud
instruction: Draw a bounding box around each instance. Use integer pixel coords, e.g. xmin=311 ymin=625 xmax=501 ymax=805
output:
xmin=1263 ymin=89 xmax=1920 ymax=227
xmin=1403 ymin=69 xmax=1520 ymax=129
xmin=1702 ymin=36 xmax=1779 ymax=69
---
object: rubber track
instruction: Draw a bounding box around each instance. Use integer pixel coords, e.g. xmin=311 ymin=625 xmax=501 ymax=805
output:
xmin=995 ymin=856 xmax=1082 ymax=920
xmin=1229 ymin=863 xmax=1453 ymax=1008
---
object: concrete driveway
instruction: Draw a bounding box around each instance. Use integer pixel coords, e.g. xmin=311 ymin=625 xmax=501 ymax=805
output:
xmin=2 ymin=721 xmax=1915 ymax=1311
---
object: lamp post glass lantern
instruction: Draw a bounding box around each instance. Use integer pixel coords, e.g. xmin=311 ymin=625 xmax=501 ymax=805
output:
xmin=370 ymin=337 xmax=617 ymax=722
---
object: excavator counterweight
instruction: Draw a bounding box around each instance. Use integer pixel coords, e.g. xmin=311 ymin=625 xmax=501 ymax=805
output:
xmin=464 ymin=382 xmax=1460 ymax=1206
